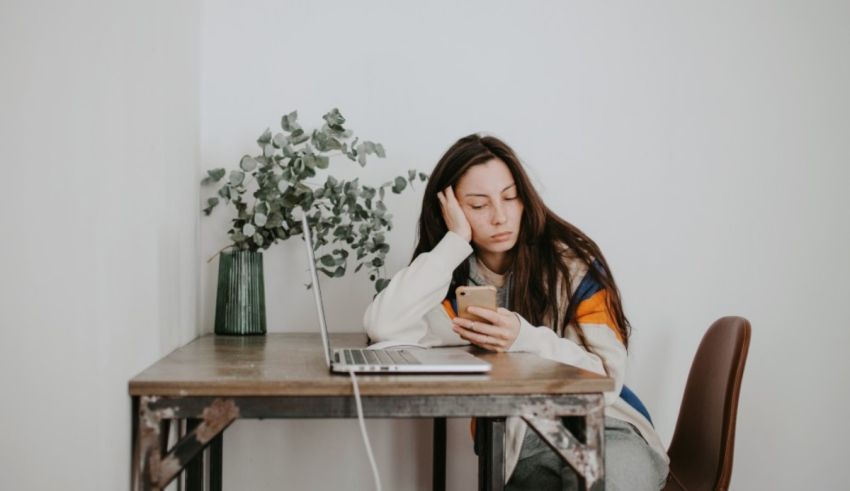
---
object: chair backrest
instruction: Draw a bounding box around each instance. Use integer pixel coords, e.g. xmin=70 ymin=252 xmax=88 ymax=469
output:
xmin=665 ymin=316 xmax=752 ymax=491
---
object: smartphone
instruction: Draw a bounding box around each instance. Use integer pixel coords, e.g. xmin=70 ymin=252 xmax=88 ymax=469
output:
xmin=456 ymin=285 xmax=498 ymax=322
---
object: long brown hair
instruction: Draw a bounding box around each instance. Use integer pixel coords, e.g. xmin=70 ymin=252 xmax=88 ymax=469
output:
xmin=412 ymin=134 xmax=631 ymax=348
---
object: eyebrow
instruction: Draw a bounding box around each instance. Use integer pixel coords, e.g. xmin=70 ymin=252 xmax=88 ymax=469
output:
xmin=463 ymin=183 xmax=516 ymax=198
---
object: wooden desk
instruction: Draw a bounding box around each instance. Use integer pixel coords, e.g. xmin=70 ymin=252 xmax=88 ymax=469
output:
xmin=129 ymin=333 xmax=613 ymax=490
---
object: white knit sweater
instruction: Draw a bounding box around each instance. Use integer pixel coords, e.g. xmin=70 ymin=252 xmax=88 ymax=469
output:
xmin=363 ymin=231 xmax=669 ymax=481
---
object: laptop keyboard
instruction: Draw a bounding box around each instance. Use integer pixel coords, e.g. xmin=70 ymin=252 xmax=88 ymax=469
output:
xmin=342 ymin=348 xmax=420 ymax=365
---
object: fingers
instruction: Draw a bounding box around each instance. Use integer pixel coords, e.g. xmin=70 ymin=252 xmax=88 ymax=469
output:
xmin=452 ymin=316 xmax=508 ymax=339
xmin=444 ymin=185 xmax=460 ymax=207
xmin=466 ymin=306 xmax=501 ymax=323
xmin=451 ymin=322 xmax=509 ymax=351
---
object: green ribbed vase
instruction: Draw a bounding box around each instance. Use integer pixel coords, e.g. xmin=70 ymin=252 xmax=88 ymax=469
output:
xmin=214 ymin=250 xmax=267 ymax=336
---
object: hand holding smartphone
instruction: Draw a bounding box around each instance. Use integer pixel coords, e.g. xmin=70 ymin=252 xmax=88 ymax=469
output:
xmin=456 ymin=285 xmax=497 ymax=323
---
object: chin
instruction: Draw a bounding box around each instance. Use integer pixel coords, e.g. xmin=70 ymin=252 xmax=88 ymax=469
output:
xmin=478 ymin=239 xmax=518 ymax=254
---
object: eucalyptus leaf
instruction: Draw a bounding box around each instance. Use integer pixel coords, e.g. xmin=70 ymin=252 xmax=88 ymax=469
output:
xmin=202 ymin=168 xmax=226 ymax=184
xmin=281 ymin=111 xmax=299 ymax=132
xmin=291 ymin=131 xmax=309 ymax=145
xmin=302 ymin=153 xmax=316 ymax=170
xmin=323 ymin=108 xmax=346 ymax=127
xmin=392 ymin=176 xmax=406 ymax=193
xmin=273 ymin=133 xmax=288 ymax=148
xmin=257 ymin=128 xmax=272 ymax=145
xmin=229 ymin=170 xmax=245 ymax=187
xmin=254 ymin=213 xmax=267 ymax=227
xmin=375 ymin=278 xmax=390 ymax=293
xmin=243 ymin=223 xmax=256 ymax=236
xmin=202 ymin=197 xmax=220 ymax=215
xmin=240 ymin=155 xmax=258 ymax=172
xmin=266 ymin=212 xmax=282 ymax=227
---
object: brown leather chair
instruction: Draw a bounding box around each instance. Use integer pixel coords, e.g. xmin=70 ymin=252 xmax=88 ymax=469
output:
xmin=664 ymin=316 xmax=752 ymax=491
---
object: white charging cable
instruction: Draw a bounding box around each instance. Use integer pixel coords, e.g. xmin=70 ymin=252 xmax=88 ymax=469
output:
xmin=349 ymin=371 xmax=382 ymax=491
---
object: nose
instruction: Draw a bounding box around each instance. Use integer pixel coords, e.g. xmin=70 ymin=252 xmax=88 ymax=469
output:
xmin=492 ymin=202 xmax=507 ymax=225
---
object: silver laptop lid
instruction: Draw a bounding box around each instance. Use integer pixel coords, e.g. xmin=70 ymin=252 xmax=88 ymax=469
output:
xmin=300 ymin=209 xmax=333 ymax=368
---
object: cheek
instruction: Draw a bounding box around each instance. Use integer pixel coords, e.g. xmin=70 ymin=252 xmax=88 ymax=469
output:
xmin=509 ymin=203 xmax=524 ymax=226
xmin=466 ymin=213 xmax=489 ymax=237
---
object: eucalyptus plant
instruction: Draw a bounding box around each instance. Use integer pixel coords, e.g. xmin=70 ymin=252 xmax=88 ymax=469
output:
xmin=202 ymin=108 xmax=427 ymax=293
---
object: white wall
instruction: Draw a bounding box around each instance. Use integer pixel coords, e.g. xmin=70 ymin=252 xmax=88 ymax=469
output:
xmin=0 ymin=1 xmax=200 ymax=490
xmin=200 ymin=1 xmax=850 ymax=490
xmin=2 ymin=1 xmax=847 ymax=490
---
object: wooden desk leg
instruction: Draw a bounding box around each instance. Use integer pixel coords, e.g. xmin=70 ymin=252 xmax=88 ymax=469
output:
xmin=477 ymin=418 xmax=505 ymax=491
xmin=432 ymin=417 xmax=446 ymax=491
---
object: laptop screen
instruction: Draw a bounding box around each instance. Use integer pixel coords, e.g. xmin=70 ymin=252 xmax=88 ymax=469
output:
xmin=300 ymin=210 xmax=334 ymax=368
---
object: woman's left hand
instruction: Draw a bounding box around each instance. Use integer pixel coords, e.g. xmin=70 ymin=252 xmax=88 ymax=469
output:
xmin=451 ymin=306 xmax=521 ymax=352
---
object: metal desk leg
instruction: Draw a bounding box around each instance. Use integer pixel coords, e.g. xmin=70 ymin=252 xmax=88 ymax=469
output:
xmin=524 ymin=396 xmax=606 ymax=491
xmin=209 ymin=432 xmax=223 ymax=491
xmin=185 ymin=419 xmax=203 ymax=491
xmin=130 ymin=396 xmax=140 ymax=491
xmin=132 ymin=396 xmax=238 ymax=491
xmin=477 ymin=417 xmax=505 ymax=491
xmin=433 ymin=417 xmax=446 ymax=491
xmin=133 ymin=396 xmax=165 ymax=491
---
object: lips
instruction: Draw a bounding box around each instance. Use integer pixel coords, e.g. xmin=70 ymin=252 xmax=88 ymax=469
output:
xmin=491 ymin=232 xmax=512 ymax=240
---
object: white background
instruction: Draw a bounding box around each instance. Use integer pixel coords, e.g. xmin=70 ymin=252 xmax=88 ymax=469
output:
xmin=2 ymin=1 xmax=849 ymax=489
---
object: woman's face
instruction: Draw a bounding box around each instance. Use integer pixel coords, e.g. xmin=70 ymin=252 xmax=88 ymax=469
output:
xmin=454 ymin=158 xmax=524 ymax=255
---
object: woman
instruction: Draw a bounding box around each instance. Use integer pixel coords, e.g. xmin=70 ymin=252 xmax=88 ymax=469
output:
xmin=363 ymin=134 xmax=669 ymax=490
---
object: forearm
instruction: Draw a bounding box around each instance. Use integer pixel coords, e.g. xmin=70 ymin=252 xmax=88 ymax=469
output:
xmin=363 ymin=231 xmax=472 ymax=343
xmin=509 ymin=316 xmax=627 ymax=405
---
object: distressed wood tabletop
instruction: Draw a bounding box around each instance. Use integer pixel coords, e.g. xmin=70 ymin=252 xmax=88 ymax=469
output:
xmin=128 ymin=333 xmax=614 ymax=397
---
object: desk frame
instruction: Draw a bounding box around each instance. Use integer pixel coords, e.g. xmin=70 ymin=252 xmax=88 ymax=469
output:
xmin=131 ymin=393 xmax=605 ymax=491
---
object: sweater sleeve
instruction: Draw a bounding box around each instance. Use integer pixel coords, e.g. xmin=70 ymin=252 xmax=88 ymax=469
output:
xmin=508 ymin=274 xmax=627 ymax=407
xmin=363 ymin=231 xmax=474 ymax=347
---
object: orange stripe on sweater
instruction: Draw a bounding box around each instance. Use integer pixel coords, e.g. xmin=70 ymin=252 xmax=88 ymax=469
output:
xmin=442 ymin=299 xmax=456 ymax=319
xmin=575 ymin=289 xmax=623 ymax=343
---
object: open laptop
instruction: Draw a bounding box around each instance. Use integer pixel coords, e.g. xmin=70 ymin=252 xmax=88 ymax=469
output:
xmin=300 ymin=211 xmax=492 ymax=374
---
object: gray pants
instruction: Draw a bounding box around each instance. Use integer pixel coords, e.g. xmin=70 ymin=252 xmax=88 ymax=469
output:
xmin=506 ymin=417 xmax=669 ymax=491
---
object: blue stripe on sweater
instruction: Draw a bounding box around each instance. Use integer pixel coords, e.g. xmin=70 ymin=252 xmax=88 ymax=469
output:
xmin=578 ymin=263 xmax=654 ymax=426
xmin=620 ymin=385 xmax=653 ymax=426
xmin=573 ymin=260 xmax=605 ymax=302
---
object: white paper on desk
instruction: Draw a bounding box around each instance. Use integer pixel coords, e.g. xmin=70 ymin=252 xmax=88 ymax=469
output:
xmin=366 ymin=340 xmax=427 ymax=350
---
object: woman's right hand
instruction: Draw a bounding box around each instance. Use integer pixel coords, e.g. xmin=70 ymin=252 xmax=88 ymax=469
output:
xmin=437 ymin=185 xmax=472 ymax=242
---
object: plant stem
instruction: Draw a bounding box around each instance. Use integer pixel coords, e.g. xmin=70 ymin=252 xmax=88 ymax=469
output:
xmin=206 ymin=244 xmax=236 ymax=263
